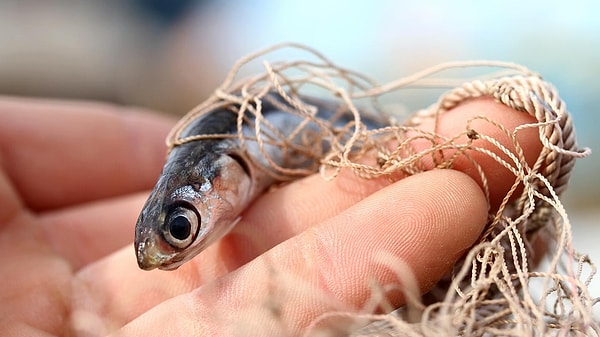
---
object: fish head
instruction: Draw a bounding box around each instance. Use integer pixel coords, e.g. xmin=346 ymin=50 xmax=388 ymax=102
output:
xmin=134 ymin=145 xmax=253 ymax=271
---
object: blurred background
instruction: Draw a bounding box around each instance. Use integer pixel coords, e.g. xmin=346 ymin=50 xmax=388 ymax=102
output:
xmin=1 ymin=0 xmax=598 ymax=292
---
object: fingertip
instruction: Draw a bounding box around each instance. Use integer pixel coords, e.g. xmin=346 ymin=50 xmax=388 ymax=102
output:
xmin=412 ymin=97 xmax=542 ymax=209
xmin=316 ymin=169 xmax=487 ymax=304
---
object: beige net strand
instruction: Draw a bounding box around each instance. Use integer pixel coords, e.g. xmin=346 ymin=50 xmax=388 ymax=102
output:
xmin=167 ymin=43 xmax=596 ymax=336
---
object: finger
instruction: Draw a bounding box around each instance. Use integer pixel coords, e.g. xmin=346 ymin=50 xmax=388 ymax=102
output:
xmin=38 ymin=191 xmax=151 ymax=269
xmin=71 ymin=169 xmax=479 ymax=332
xmin=69 ymin=171 xmax=393 ymax=329
xmin=218 ymin=170 xmax=392 ymax=268
xmin=406 ymin=96 xmax=542 ymax=208
xmin=0 ymin=96 xmax=174 ymax=212
xmin=105 ymin=169 xmax=487 ymax=336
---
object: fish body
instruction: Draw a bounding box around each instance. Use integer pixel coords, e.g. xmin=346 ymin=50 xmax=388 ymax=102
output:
xmin=135 ymin=94 xmax=384 ymax=270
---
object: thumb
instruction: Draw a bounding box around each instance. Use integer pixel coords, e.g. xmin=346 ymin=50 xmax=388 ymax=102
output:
xmin=111 ymin=169 xmax=487 ymax=336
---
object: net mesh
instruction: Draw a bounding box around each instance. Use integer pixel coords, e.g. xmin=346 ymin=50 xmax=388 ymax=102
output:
xmin=168 ymin=43 xmax=597 ymax=336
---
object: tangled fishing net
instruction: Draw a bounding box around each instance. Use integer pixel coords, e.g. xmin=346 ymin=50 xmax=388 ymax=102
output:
xmin=168 ymin=44 xmax=597 ymax=336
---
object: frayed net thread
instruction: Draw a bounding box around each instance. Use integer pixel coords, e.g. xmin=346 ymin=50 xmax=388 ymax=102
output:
xmin=169 ymin=43 xmax=597 ymax=336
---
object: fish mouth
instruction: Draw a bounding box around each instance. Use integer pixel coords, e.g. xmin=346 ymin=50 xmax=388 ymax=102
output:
xmin=136 ymin=236 xmax=184 ymax=271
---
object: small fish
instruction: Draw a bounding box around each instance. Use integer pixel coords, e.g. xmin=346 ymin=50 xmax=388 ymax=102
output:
xmin=134 ymin=94 xmax=385 ymax=270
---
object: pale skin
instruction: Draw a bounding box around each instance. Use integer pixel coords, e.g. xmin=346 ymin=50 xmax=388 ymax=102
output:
xmin=0 ymin=96 xmax=541 ymax=336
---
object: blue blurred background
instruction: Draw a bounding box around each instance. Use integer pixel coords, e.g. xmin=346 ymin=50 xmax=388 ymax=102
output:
xmin=1 ymin=0 xmax=598 ymax=291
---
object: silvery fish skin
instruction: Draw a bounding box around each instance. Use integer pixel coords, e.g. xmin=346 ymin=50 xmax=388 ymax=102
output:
xmin=134 ymin=95 xmax=383 ymax=271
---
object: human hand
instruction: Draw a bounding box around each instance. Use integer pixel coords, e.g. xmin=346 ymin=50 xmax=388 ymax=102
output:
xmin=0 ymin=96 xmax=540 ymax=336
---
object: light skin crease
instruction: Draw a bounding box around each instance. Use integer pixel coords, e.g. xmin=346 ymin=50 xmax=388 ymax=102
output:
xmin=0 ymin=96 xmax=541 ymax=336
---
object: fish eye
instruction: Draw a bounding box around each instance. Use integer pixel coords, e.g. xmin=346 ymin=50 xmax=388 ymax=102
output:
xmin=163 ymin=205 xmax=200 ymax=249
